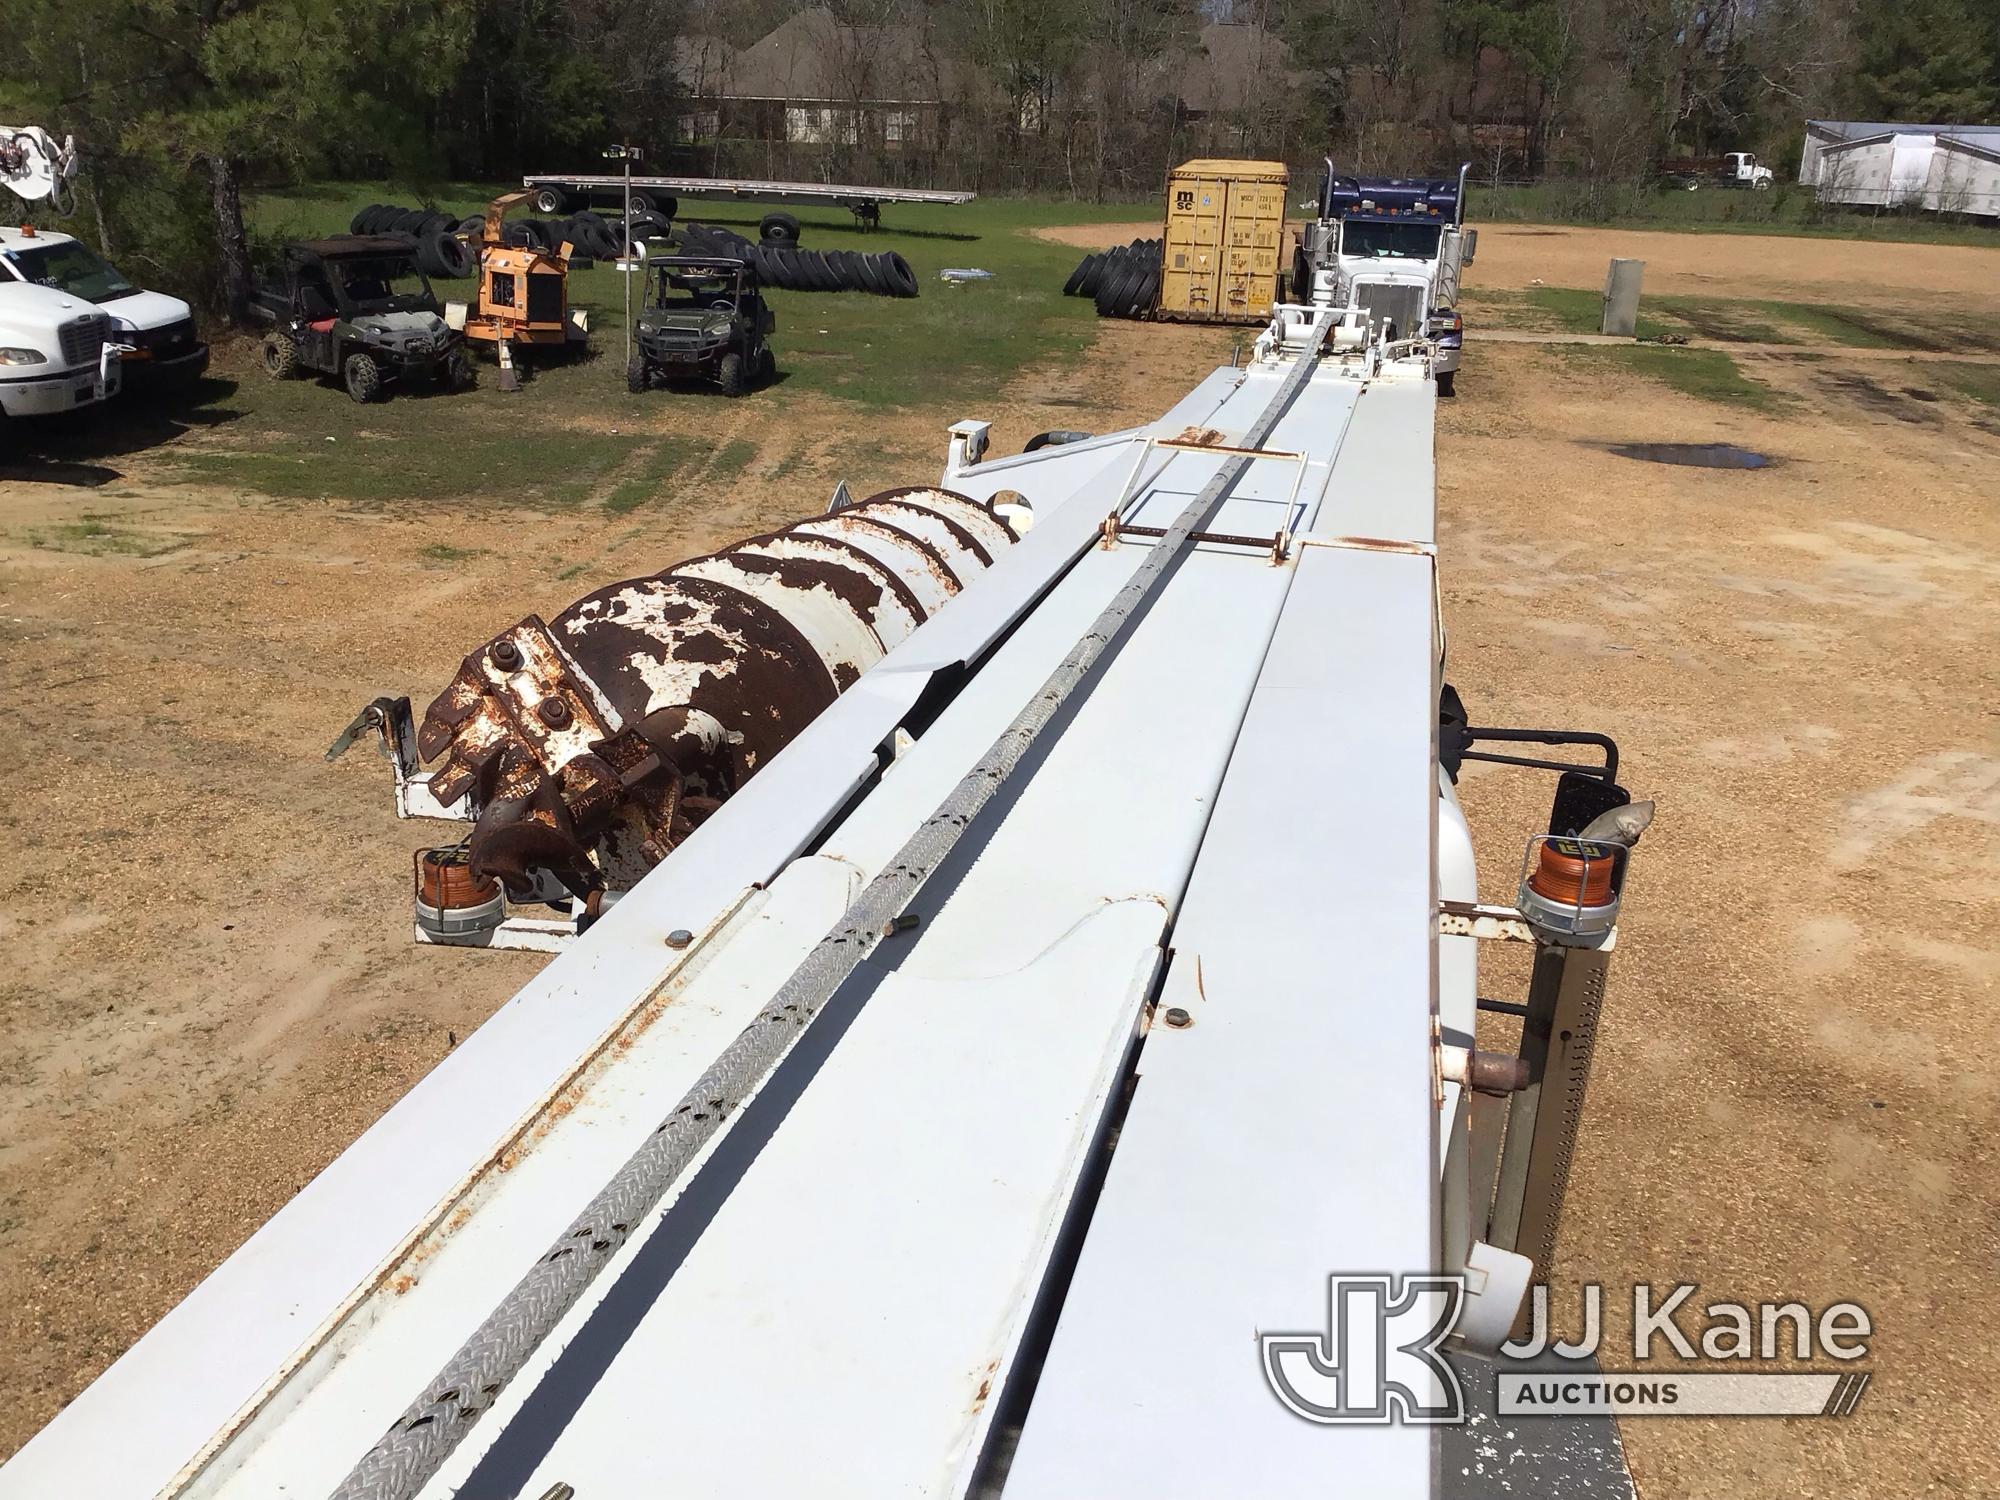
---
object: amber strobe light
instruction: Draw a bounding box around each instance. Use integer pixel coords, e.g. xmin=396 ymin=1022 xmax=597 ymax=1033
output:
xmin=1526 ymin=837 xmax=1616 ymax=908
xmin=1516 ymin=833 xmax=1622 ymax=942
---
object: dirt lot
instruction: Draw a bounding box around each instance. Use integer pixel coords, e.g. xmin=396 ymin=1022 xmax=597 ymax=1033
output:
xmin=1038 ymin=218 xmax=2000 ymax=309
xmin=4 ymin=228 xmax=1999 ymax=1498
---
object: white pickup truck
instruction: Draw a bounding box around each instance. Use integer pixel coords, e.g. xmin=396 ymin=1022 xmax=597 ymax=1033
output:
xmin=0 ymin=225 xmax=208 ymax=400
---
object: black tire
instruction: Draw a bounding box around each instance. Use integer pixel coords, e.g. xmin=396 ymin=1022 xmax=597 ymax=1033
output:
xmin=447 ymin=347 xmax=475 ymax=391
xmin=1130 ymin=265 xmax=1160 ymax=317
xmin=351 ymin=204 xmax=379 ymax=234
xmin=884 ymin=252 xmax=919 ymax=298
xmin=757 ymin=346 xmax=776 ymax=383
xmin=759 ymin=212 xmax=801 ymax=245
xmin=1063 ymin=254 xmax=1093 ymax=297
xmin=532 ymin=185 xmax=567 ymax=215
xmin=793 ymin=251 xmax=830 ymax=292
xmin=457 ymin=215 xmax=484 ymax=238
xmin=572 ymin=209 xmax=607 ymax=230
xmin=1078 ymin=254 xmax=1108 ymax=297
xmin=1096 ymin=260 xmax=1141 ymax=318
xmin=260 ymin=332 xmax=297 ymax=380
xmin=1436 ymin=371 xmax=1456 ymax=397
xmin=627 ymin=352 xmax=649 ymax=393
xmin=344 ymin=352 xmax=383 ymax=403
xmin=718 ymin=351 xmax=745 ymax=396
xmin=658 ymin=197 xmax=678 ymax=221
xmin=503 ymin=221 xmax=540 ymax=249
xmin=437 ymin=234 xmax=463 ymax=274
xmin=856 ymin=254 xmax=893 ymax=296
xmin=626 ymin=191 xmax=656 ymax=216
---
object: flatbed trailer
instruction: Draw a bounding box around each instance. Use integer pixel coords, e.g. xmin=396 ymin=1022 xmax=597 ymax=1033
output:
xmin=520 ymin=171 xmax=975 ymax=225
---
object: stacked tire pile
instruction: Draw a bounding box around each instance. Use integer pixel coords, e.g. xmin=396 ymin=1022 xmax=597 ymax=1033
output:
xmin=348 ymin=204 xmax=475 ymax=278
xmin=502 ymin=209 xmax=671 ymax=262
xmin=349 ymin=203 xmax=677 ymax=274
xmin=677 ymin=223 xmax=919 ymax=299
xmin=1063 ymin=237 xmax=1162 ymax=319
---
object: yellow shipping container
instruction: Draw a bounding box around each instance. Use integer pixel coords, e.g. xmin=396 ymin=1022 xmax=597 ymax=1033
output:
xmin=1158 ymin=159 xmax=1289 ymax=323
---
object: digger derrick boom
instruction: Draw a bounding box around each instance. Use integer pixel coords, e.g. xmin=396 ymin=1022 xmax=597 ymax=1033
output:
xmin=3 ymin=305 xmax=1644 ymax=1500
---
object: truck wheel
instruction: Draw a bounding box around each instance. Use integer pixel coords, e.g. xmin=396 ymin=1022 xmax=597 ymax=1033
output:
xmin=759 ymin=212 xmax=801 ymax=245
xmin=260 ymin=332 xmax=298 ymax=380
xmin=627 ymin=352 xmax=649 ymax=394
xmin=344 ymin=353 xmax=383 ymax=403
xmin=532 ymin=186 xmax=567 ymax=215
xmin=447 ymin=348 xmax=475 ymax=391
xmin=1754 ymin=177 xmax=1772 ymax=191
xmin=717 ymin=351 xmax=745 ymax=397
xmin=1436 ymin=371 xmax=1456 ymax=398
xmin=1685 ymin=179 xmax=1700 ymax=192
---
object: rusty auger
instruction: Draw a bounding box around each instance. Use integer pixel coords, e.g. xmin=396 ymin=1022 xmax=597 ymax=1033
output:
xmin=333 ymin=486 xmax=1022 ymax=925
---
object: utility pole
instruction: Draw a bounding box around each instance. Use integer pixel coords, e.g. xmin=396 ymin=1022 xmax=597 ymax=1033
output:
xmin=604 ymin=142 xmax=641 ymax=383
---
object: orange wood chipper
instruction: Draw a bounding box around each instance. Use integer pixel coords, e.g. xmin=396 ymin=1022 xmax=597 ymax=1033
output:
xmin=445 ymin=191 xmax=588 ymax=360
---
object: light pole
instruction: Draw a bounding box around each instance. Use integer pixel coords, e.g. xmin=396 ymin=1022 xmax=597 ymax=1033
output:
xmin=604 ymin=143 xmax=642 ymax=383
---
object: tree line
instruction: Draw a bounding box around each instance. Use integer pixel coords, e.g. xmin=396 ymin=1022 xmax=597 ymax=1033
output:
xmin=1 ymin=0 xmax=1995 ymax=315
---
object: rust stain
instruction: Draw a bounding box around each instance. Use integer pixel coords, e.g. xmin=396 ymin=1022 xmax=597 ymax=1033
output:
xmin=1172 ymin=425 xmax=1230 ymax=447
xmin=407 ymin=488 xmax=1020 ymax=907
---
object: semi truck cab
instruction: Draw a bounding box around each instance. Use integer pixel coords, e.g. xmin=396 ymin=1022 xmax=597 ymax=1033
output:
xmin=1300 ymin=166 xmax=1474 ymax=395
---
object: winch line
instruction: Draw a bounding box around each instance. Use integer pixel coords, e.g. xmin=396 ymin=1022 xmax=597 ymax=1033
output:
xmin=329 ymin=342 xmax=1323 ymax=1500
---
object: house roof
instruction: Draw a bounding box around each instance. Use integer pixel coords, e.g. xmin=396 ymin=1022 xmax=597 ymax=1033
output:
xmin=673 ymin=34 xmax=740 ymax=96
xmin=1808 ymin=118 xmax=2000 ymax=143
xmin=1175 ymin=23 xmax=1309 ymax=114
xmin=726 ymin=9 xmax=948 ymax=104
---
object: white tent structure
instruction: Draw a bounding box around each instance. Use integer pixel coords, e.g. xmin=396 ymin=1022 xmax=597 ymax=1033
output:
xmin=1800 ymin=119 xmax=2000 ymax=217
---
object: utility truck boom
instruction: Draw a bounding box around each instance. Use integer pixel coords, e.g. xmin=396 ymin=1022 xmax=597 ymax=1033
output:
xmin=0 ymin=293 xmax=1644 ymax=1500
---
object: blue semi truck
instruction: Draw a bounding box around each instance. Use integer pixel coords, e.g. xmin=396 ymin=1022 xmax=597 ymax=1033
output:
xmin=1295 ymin=162 xmax=1475 ymax=394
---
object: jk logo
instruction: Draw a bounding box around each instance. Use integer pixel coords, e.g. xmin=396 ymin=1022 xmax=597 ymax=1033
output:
xmin=1261 ymin=1275 xmax=1467 ymax=1425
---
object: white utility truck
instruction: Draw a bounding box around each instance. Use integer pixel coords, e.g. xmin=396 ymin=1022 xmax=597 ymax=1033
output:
xmin=0 ymin=127 xmax=123 ymax=421
xmin=1296 ymin=160 xmax=1475 ymax=395
xmin=0 ymin=226 xmax=208 ymax=389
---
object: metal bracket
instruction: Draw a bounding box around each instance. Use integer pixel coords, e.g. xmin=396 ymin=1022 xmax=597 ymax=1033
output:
xmin=1484 ymin=937 xmax=1614 ymax=1278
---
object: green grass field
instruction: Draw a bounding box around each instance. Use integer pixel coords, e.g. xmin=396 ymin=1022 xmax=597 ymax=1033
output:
xmin=122 ymin=187 xmax=1162 ymax=509
xmin=251 ymin=185 xmax=1155 ymax=409
xmin=1544 ymin=343 xmax=1786 ymax=412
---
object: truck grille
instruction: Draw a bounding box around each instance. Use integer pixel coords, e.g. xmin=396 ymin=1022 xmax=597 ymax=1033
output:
xmin=138 ymin=317 xmax=197 ymax=354
xmin=1353 ymin=284 xmax=1425 ymax=342
xmin=58 ymin=313 xmax=110 ymax=366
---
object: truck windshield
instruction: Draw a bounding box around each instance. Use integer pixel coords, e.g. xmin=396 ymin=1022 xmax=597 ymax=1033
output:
xmin=2 ymin=240 xmax=139 ymax=302
xmin=1340 ymin=221 xmax=1443 ymax=260
xmin=329 ymin=257 xmax=430 ymax=311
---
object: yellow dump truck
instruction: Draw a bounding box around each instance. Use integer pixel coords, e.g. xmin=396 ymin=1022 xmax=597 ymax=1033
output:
xmin=1157 ymin=159 xmax=1289 ymax=324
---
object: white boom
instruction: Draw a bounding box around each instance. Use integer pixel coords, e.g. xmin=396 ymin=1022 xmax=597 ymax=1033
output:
xmin=0 ymin=304 xmax=1640 ymax=1499
xmin=0 ymin=126 xmax=80 ymax=214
